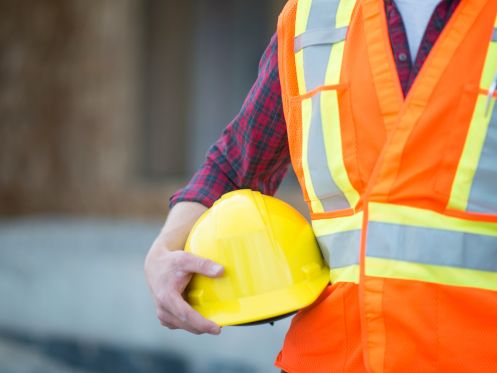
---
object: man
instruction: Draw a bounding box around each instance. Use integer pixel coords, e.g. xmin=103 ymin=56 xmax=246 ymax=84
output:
xmin=145 ymin=0 xmax=497 ymax=371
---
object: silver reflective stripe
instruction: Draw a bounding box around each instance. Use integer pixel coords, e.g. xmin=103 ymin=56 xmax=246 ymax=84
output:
xmin=303 ymin=43 xmax=334 ymax=94
xmin=493 ymin=28 xmax=497 ymax=42
xmin=317 ymin=229 xmax=361 ymax=268
xmin=367 ymin=222 xmax=497 ymax=272
xmin=294 ymin=27 xmax=348 ymax=52
xmin=307 ymin=0 xmax=341 ymax=32
xmin=307 ymin=93 xmax=351 ymax=210
xmin=302 ymin=0 xmax=341 ymax=91
xmin=467 ymin=104 xmax=497 ymax=213
xmin=302 ymin=0 xmax=351 ymax=210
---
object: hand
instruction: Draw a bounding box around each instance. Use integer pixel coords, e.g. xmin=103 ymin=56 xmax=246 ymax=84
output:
xmin=145 ymin=236 xmax=224 ymax=335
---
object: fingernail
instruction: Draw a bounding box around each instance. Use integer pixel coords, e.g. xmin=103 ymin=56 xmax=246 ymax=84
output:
xmin=209 ymin=264 xmax=222 ymax=276
xmin=210 ymin=326 xmax=221 ymax=335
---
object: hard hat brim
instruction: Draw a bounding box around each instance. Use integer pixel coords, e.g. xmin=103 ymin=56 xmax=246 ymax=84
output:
xmin=192 ymin=268 xmax=330 ymax=326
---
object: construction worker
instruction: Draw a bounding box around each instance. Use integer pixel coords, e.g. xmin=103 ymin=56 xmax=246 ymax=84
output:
xmin=145 ymin=0 xmax=497 ymax=372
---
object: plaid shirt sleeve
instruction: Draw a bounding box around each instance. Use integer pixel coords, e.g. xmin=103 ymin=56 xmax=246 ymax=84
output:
xmin=170 ymin=33 xmax=290 ymax=208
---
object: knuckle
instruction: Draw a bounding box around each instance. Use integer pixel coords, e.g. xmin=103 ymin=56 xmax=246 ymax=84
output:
xmin=172 ymin=252 xmax=188 ymax=268
xmin=157 ymin=292 xmax=176 ymax=311
xmin=173 ymin=269 xmax=186 ymax=279
xmin=175 ymin=306 xmax=191 ymax=324
xmin=168 ymin=253 xmax=180 ymax=267
xmin=156 ymin=311 xmax=168 ymax=324
xmin=195 ymin=257 xmax=208 ymax=272
xmin=160 ymin=321 xmax=178 ymax=330
xmin=156 ymin=310 xmax=178 ymax=330
xmin=178 ymin=312 xmax=188 ymax=324
xmin=192 ymin=256 xmax=210 ymax=274
xmin=160 ymin=320 xmax=177 ymax=329
xmin=183 ymin=324 xmax=202 ymax=335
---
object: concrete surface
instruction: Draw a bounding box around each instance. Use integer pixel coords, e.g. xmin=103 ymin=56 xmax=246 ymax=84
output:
xmin=0 ymin=217 xmax=291 ymax=373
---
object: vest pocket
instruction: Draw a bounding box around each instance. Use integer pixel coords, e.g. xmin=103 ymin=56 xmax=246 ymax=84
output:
xmin=287 ymin=84 xmax=361 ymax=216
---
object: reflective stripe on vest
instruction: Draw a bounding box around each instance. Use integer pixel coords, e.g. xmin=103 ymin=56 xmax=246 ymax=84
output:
xmin=278 ymin=1 xmax=497 ymax=370
xmin=294 ymin=0 xmax=359 ymax=214
xmin=365 ymin=203 xmax=497 ymax=292
xmin=313 ymin=212 xmax=362 ymax=283
xmin=313 ymin=201 xmax=497 ymax=290
xmin=448 ymin=15 xmax=497 ymax=213
xmin=298 ymin=2 xmax=497 ymax=291
xmin=294 ymin=27 xmax=348 ymax=52
xmin=315 ymin=202 xmax=497 ymax=289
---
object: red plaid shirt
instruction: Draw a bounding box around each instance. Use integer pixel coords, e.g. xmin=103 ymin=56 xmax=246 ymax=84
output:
xmin=170 ymin=0 xmax=459 ymax=208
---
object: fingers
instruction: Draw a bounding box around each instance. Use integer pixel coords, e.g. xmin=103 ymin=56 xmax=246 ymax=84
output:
xmin=170 ymin=293 xmax=221 ymax=335
xmin=150 ymin=251 xmax=223 ymax=335
xmin=156 ymin=308 xmax=211 ymax=335
xmin=173 ymin=251 xmax=224 ymax=278
xmin=156 ymin=309 xmax=180 ymax=330
xmin=156 ymin=291 xmax=221 ymax=335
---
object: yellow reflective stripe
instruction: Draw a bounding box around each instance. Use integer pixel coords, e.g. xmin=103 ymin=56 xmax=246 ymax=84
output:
xmin=295 ymin=0 xmax=312 ymax=37
xmin=295 ymin=49 xmax=307 ymax=95
xmin=322 ymin=42 xmax=361 ymax=208
xmin=331 ymin=264 xmax=359 ymax=284
xmin=481 ymin=42 xmax=497 ymax=89
xmin=448 ymin=95 xmax=491 ymax=210
xmin=320 ymin=2 xmax=360 ymax=209
xmin=302 ymin=98 xmax=324 ymax=212
xmin=448 ymin=15 xmax=497 ymax=210
xmin=325 ymin=41 xmax=344 ymax=85
xmin=321 ymin=89 xmax=352 ymax=204
xmin=312 ymin=211 xmax=363 ymax=235
xmin=336 ymin=0 xmax=356 ymax=29
xmin=295 ymin=0 xmax=311 ymax=95
xmin=369 ymin=202 xmax=497 ymax=237
xmin=366 ymin=257 xmax=497 ymax=292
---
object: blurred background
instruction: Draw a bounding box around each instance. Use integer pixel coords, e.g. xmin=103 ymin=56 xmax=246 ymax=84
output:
xmin=0 ymin=0 xmax=306 ymax=372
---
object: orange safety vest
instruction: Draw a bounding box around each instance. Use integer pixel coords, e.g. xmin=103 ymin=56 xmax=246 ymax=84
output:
xmin=276 ymin=0 xmax=497 ymax=372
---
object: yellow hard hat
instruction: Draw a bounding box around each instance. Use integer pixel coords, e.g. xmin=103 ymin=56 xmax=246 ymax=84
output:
xmin=184 ymin=189 xmax=329 ymax=326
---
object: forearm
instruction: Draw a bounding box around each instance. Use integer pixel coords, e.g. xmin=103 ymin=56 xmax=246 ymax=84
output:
xmin=146 ymin=201 xmax=208 ymax=271
xmin=157 ymin=201 xmax=207 ymax=249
